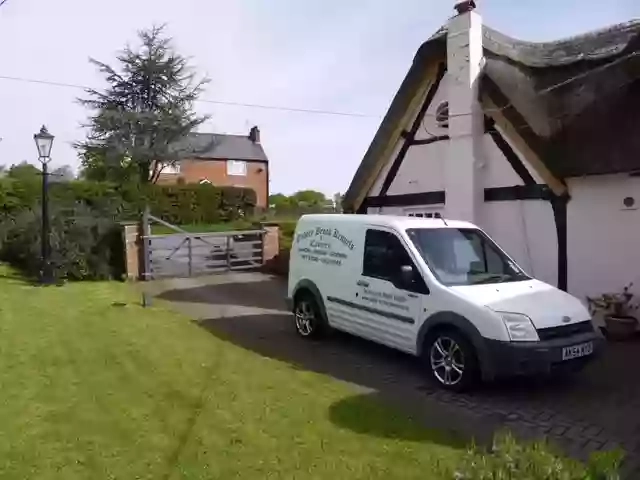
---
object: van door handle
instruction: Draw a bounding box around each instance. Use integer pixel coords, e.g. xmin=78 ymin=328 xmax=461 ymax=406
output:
xmin=357 ymin=280 xmax=369 ymax=287
xmin=408 ymin=293 xmax=418 ymax=298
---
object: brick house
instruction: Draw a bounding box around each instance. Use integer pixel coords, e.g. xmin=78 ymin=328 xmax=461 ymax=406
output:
xmin=158 ymin=126 xmax=269 ymax=208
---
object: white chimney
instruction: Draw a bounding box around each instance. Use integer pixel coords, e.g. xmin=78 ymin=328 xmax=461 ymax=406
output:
xmin=444 ymin=0 xmax=485 ymax=223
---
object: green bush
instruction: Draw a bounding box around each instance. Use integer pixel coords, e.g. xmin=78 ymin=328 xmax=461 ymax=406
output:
xmin=0 ymin=203 xmax=124 ymax=281
xmin=446 ymin=433 xmax=623 ymax=480
xmin=0 ymin=177 xmax=257 ymax=280
xmin=0 ymin=177 xmax=257 ymax=225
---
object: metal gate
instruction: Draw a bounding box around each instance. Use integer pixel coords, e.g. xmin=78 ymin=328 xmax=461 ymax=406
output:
xmin=141 ymin=211 xmax=265 ymax=280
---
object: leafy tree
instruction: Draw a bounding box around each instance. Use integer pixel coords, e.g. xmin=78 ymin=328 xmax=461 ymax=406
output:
xmin=7 ymin=162 xmax=41 ymax=182
xmin=50 ymin=165 xmax=76 ymax=183
xmin=290 ymin=190 xmax=326 ymax=207
xmin=269 ymin=193 xmax=292 ymax=210
xmin=77 ymin=25 xmax=209 ymax=184
xmin=78 ymin=148 xmax=138 ymax=183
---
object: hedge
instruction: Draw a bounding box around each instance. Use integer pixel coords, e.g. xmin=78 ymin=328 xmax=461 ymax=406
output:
xmin=0 ymin=178 xmax=257 ymax=280
xmin=0 ymin=178 xmax=257 ymax=224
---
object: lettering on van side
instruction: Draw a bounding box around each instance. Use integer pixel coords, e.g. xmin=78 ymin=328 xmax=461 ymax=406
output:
xmin=294 ymin=225 xmax=354 ymax=267
xmin=360 ymin=288 xmax=410 ymax=312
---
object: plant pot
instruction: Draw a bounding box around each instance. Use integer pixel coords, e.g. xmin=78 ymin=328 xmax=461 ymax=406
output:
xmin=604 ymin=315 xmax=638 ymax=341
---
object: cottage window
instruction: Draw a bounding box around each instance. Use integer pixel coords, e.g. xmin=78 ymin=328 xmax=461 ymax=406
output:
xmin=163 ymin=162 xmax=181 ymax=174
xmin=435 ymin=101 xmax=449 ymax=129
xmin=405 ymin=209 xmax=443 ymax=219
xmin=227 ymin=160 xmax=247 ymax=176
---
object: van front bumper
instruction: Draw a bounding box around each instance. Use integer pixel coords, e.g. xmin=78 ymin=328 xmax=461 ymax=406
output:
xmin=482 ymin=331 xmax=604 ymax=380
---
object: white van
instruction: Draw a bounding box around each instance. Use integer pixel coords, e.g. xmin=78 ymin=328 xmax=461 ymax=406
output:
xmin=286 ymin=214 xmax=603 ymax=391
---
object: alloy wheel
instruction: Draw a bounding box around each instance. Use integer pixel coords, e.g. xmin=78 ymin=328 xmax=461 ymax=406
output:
xmin=430 ymin=336 xmax=465 ymax=386
xmin=294 ymin=300 xmax=315 ymax=336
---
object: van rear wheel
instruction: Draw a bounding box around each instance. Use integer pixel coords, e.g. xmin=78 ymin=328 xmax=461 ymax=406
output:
xmin=293 ymin=293 xmax=325 ymax=339
xmin=423 ymin=330 xmax=479 ymax=392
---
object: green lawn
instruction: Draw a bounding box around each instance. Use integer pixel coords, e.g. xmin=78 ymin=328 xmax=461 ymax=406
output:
xmin=0 ymin=267 xmax=463 ymax=479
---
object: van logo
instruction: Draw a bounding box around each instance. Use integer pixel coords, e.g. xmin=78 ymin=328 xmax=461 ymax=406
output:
xmin=562 ymin=316 xmax=571 ymax=324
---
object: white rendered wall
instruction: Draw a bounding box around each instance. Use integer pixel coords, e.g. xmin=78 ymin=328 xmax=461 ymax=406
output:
xmin=376 ymin=73 xmax=543 ymax=195
xmin=480 ymin=200 xmax=558 ymax=286
xmin=567 ymin=174 xmax=640 ymax=301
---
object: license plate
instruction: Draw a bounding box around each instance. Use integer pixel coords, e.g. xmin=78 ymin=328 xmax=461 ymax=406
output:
xmin=562 ymin=342 xmax=594 ymax=361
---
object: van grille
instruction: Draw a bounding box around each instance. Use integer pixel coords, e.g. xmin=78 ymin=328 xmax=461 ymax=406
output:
xmin=537 ymin=320 xmax=594 ymax=341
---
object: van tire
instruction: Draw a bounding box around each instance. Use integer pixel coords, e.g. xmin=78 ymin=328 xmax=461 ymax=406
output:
xmin=293 ymin=292 xmax=326 ymax=339
xmin=422 ymin=329 xmax=479 ymax=392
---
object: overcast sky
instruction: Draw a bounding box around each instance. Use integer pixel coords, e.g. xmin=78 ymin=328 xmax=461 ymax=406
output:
xmin=0 ymin=0 xmax=638 ymax=196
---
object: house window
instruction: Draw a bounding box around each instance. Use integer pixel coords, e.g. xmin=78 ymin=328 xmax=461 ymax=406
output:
xmin=405 ymin=208 xmax=443 ymax=219
xmin=227 ymin=160 xmax=247 ymax=176
xmin=435 ymin=101 xmax=449 ymax=129
xmin=163 ymin=162 xmax=181 ymax=174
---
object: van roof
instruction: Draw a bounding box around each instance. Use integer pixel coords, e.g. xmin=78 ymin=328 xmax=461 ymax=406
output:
xmin=298 ymin=214 xmax=478 ymax=230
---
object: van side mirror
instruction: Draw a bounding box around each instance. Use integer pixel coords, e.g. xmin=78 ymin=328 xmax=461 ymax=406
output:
xmin=400 ymin=265 xmax=414 ymax=286
xmin=398 ymin=264 xmax=429 ymax=294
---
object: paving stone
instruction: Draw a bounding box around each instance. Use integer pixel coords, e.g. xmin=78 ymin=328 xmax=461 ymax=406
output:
xmin=550 ymin=425 xmax=568 ymax=436
xmin=564 ymin=425 xmax=588 ymax=441
xmin=583 ymin=439 xmax=606 ymax=454
xmin=583 ymin=425 xmax=604 ymax=439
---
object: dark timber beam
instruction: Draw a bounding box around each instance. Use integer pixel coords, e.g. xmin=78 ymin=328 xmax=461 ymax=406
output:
xmin=378 ymin=63 xmax=447 ymax=196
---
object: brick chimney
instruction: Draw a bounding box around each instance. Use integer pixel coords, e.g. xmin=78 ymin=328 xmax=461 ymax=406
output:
xmin=249 ymin=126 xmax=261 ymax=144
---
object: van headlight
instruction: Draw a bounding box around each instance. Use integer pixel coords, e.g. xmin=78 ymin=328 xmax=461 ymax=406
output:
xmin=498 ymin=312 xmax=539 ymax=342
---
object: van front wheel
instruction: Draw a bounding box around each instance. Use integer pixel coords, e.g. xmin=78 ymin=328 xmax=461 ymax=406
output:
xmin=293 ymin=293 xmax=325 ymax=339
xmin=423 ymin=330 xmax=479 ymax=392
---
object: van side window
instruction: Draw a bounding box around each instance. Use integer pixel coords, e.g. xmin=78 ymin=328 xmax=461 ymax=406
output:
xmin=363 ymin=230 xmax=412 ymax=280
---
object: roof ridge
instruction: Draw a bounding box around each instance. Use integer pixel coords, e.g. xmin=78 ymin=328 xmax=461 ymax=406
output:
xmin=191 ymin=131 xmax=250 ymax=138
xmin=484 ymin=19 xmax=640 ymax=49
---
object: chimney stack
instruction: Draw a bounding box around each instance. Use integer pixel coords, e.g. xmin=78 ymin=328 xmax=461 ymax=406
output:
xmin=249 ymin=126 xmax=261 ymax=144
xmin=444 ymin=0 xmax=484 ymax=224
xmin=454 ymin=0 xmax=476 ymax=15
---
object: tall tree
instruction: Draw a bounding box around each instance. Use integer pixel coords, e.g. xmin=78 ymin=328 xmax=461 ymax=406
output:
xmin=49 ymin=165 xmax=76 ymax=183
xmin=291 ymin=190 xmax=326 ymax=207
xmin=7 ymin=161 xmax=41 ymax=181
xmin=78 ymin=148 xmax=138 ymax=183
xmin=77 ymin=25 xmax=209 ymax=184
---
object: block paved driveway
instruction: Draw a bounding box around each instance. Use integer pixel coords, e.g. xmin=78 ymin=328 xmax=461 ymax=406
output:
xmin=149 ymin=272 xmax=640 ymax=477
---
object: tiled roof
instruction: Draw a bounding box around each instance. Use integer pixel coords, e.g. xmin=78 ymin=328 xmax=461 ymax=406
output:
xmin=176 ymin=132 xmax=268 ymax=162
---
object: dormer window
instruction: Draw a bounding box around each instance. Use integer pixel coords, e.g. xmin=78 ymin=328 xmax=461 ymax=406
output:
xmin=435 ymin=101 xmax=449 ymax=129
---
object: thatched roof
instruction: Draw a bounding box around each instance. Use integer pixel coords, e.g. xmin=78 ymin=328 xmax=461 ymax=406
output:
xmin=343 ymin=19 xmax=640 ymax=212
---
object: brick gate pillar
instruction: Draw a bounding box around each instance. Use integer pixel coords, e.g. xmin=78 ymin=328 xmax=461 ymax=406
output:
xmin=121 ymin=221 xmax=143 ymax=280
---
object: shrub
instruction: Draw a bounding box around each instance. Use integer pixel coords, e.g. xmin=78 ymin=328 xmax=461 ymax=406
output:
xmin=446 ymin=433 xmax=623 ymax=480
xmin=0 ymin=177 xmax=257 ymax=280
xmin=0 ymin=203 xmax=124 ymax=281
xmin=0 ymin=177 xmax=257 ymax=225
xmin=277 ymin=220 xmax=297 ymax=251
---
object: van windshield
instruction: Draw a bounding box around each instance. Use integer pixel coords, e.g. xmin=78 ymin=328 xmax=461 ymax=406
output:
xmin=406 ymin=228 xmax=530 ymax=286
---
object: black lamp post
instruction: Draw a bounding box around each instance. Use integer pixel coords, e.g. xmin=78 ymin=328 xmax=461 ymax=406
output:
xmin=34 ymin=125 xmax=54 ymax=285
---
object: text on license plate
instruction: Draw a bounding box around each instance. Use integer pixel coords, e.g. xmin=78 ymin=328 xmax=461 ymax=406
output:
xmin=562 ymin=342 xmax=594 ymax=361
